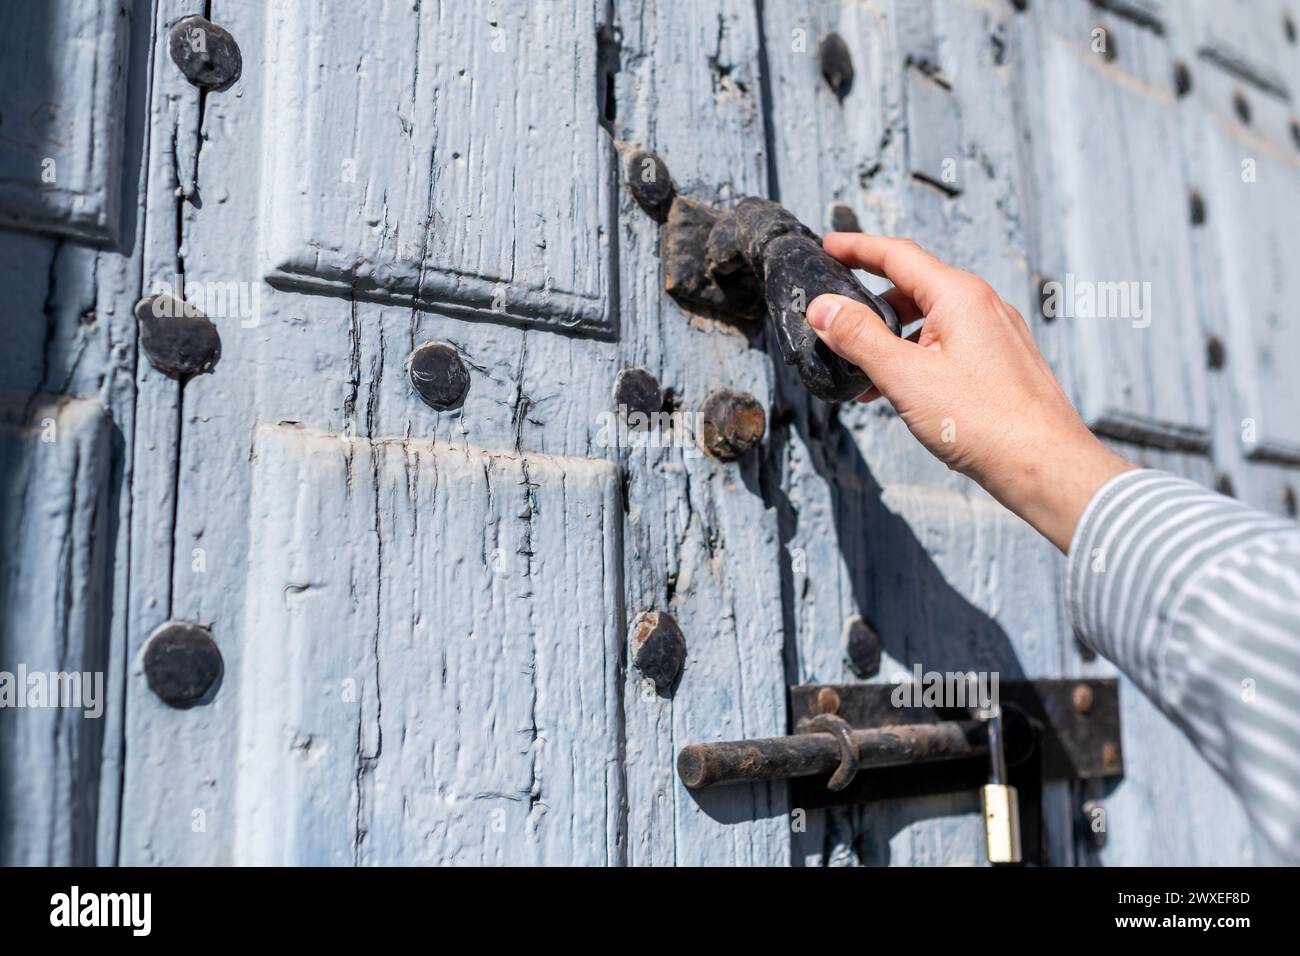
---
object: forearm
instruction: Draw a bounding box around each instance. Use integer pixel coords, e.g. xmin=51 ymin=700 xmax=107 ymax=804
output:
xmin=1067 ymin=468 xmax=1300 ymax=858
xmin=979 ymin=427 xmax=1134 ymax=554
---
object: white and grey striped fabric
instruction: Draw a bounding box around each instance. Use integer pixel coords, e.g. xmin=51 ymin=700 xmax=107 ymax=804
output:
xmin=1067 ymin=468 xmax=1300 ymax=860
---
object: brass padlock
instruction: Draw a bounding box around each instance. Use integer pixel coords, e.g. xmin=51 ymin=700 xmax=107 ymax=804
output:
xmin=981 ymin=782 xmax=1022 ymax=864
xmin=980 ymin=706 xmax=1023 ymax=864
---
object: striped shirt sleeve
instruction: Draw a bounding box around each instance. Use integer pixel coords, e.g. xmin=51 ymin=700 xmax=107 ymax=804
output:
xmin=1067 ymin=468 xmax=1300 ymax=860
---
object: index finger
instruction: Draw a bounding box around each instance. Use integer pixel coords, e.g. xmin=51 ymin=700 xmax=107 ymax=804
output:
xmin=823 ymin=233 xmax=970 ymax=315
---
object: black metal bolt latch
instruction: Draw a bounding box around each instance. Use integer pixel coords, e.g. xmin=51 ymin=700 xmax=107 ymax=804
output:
xmin=677 ymin=679 xmax=1124 ymax=864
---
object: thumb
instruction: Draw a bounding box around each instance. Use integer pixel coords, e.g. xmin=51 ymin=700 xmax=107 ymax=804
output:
xmin=806 ymin=294 xmax=909 ymax=392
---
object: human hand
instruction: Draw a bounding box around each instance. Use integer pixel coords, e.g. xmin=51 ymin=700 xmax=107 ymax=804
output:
xmin=806 ymin=233 xmax=1133 ymax=552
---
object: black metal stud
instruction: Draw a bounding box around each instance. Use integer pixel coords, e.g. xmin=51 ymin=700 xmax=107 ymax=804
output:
xmin=1172 ymin=60 xmax=1192 ymax=97
xmin=135 ymin=293 xmax=221 ymax=380
xmin=168 ymin=15 xmax=242 ymax=92
xmin=1215 ymin=472 xmax=1236 ymax=498
xmin=1189 ymin=190 xmax=1206 ymax=226
xmin=623 ymin=146 xmax=674 ymax=218
xmin=1205 ymin=334 xmax=1226 ymax=370
xmin=819 ymin=33 xmax=854 ymax=100
xmin=699 ymin=389 xmax=766 ymax=461
xmin=844 ymin=616 xmax=881 ymax=678
xmin=1233 ymin=89 xmax=1251 ymax=125
xmin=613 ymin=367 xmax=664 ymax=419
xmin=829 ymin=204 xmax=860 ymax=233
xmin=143 ymin=621 xmax=223 ymax=708
xmin=409 ymin=341 xmax=470 ymax=411
xmin=631 ymin=610 xmax=686 ymax=692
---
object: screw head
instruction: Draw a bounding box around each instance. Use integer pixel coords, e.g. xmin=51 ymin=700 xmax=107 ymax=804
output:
xmin=409 ymin=341 xmax=470 ymax=411
xmin=844 ymin=615 xmax=881 ymax=677
xmin=816 ymin=686 xmax=841 ymax=715
xmin=624 ymin=146 xmax=674 ymax=216
xmin=168 ymin=15 xmax=243 ymax=92
xmin=1101 ymin=741 xmax=1121 ymax=772
xmin=699 ymin=389 xmax=766 ymax=461
xmin=142 ymin=621 xmax=223 ymax=708
xmin=612 ymin=367 xmax=664 ymax=420
xmin=1072 ymin=682 xmax=1095 ymax=715
xmin=631 ymin=611 xmax=686 ymax=692
xmin=1206 ymin=334 xmax=1226 ymax=370
xmin=135 ymin=294 xmax=222 ymax=380
xmin=1233 ymin=89 xmax=1251 ymax=125
xmin=819 ymin=33 xmax=854 ymax=100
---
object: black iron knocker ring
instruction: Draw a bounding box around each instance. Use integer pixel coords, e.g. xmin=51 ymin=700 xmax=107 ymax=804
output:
xmin=623 ymin=144 xmax=901 ymax=403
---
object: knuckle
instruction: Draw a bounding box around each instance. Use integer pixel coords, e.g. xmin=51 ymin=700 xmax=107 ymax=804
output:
xmin=963 ymin=277 xmax=1001 ymax=306
xmin=885 ymin=238 xmax=921 ymax=261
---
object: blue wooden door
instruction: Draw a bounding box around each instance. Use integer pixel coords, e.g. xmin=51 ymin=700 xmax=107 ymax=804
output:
xmin=2 ymin=0 xmax=1296 ymax=866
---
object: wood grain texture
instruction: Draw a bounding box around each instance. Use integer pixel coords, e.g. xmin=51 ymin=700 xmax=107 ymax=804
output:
xmin=4 ymin=0 xmax=1299 ymax=867
xmin=114 ymin=0 xmax=794 ymax=866
xmin=259 ymin=0 xmax=615 ymax=334
xmin=230 ymin=425 xmax=622 ymax=865
xmin=0 ymin=392 xmax=112 ymax=865
xmin=758 ymin=0 xmax=1071 ymax=866
xmin=1166 ymin=5 xmax=1300 ymax=464
xmin=610 ymin=0 xmax=791 ymax=866
xmin=0 ymin=0 xmax=129 ymax=243
xmin=1019 ymin=2 xmax=1213 ymax=450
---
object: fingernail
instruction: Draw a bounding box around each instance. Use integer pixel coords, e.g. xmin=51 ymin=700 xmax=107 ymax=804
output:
xmin=807 ymin=298 xmax=840 ymax=332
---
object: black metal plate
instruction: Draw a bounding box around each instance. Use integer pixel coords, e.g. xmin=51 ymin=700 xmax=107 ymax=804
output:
xmin=788 ymin=679 xmax=1121 ymax=810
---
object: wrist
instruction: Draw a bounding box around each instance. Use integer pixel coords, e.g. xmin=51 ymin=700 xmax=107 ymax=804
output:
xmin=983 ymin=429 xmax=1134 ymax=553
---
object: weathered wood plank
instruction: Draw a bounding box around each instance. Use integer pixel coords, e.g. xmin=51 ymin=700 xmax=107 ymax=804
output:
xmin=0 ymin=392 xmax=112 ymax=865
xmin=1165 ymin=8 xmax=1300 ymax=465
xmin=0 ymin=0 xmax=130 ymax=243
xmin=116 ymin=0 xmax=793 ymax=868
xmin=115 ymin=0 xmax=208 ymax=866
xmin=611 ymin=0 xmax=791 ymax=866
xmin=229 ymin=425 xmax=622 ymax=865
xmin=1019 ymin=2 xmax=1212 ymax=450
xmin=759 ymin=0 xmax=1077 ymax=866
xmin=6 ymin=0 xmax=1293 ymax=869
xmin=259 ymin=0 xmax=615 ymax=334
